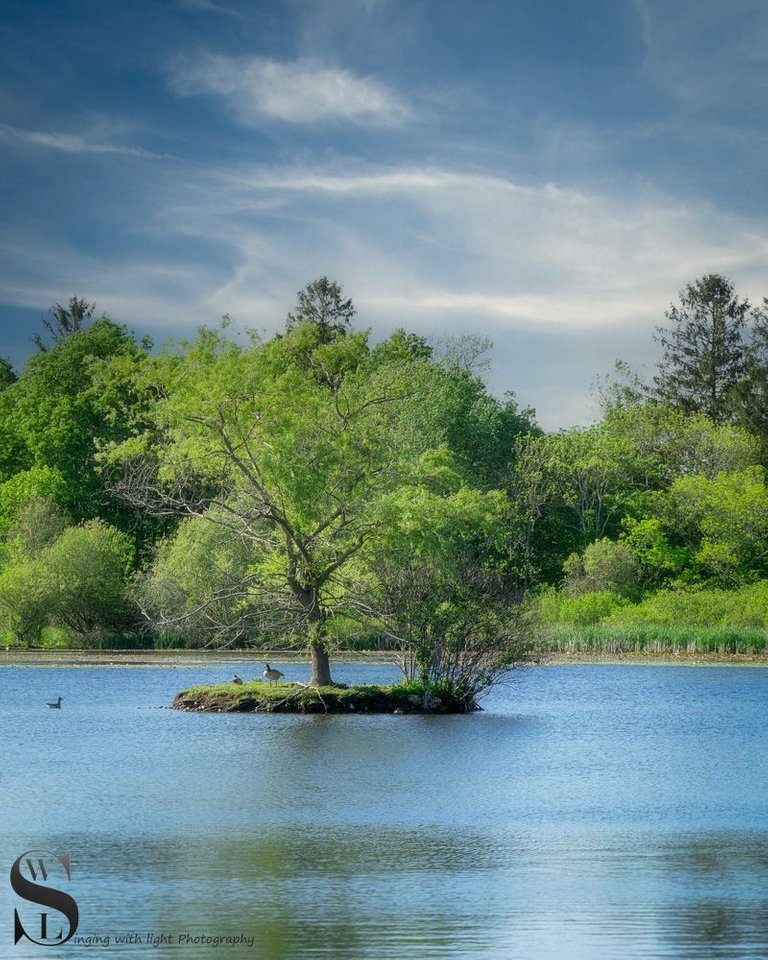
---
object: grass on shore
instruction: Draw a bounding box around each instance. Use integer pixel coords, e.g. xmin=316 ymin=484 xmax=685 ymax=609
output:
xmin=537 ymin=623 xmax=768 ymax=656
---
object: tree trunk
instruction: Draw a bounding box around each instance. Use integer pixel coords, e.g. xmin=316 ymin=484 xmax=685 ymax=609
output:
xmin=309 ymin=641 xmax=333 ymax=686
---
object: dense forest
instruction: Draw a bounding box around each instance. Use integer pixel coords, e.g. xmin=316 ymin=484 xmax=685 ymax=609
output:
xmin=1 ymin=274 xmax=768 ymax=680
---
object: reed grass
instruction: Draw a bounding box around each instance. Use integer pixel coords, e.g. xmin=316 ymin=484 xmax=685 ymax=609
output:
xmin=538 ymin=623 xmax=768 ymax=655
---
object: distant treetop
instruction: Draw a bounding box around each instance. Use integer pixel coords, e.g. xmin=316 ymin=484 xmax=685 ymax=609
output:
xmin=285 ymin=277 xmax=355 ymax=341
xmin=33 ymin=296 xmax=96 ymax=351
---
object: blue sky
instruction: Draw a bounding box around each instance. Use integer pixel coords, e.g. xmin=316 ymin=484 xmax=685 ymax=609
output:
xmin=1 ymin=0 xmax=767 ymax=428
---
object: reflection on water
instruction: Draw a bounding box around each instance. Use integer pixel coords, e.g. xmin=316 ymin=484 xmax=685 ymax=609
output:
xmin=0 ymin=662 xmax=766 ymax=958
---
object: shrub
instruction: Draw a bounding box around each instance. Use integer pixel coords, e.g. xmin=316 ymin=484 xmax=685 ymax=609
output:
xmin=563 ymin=538 xmax=640 ymax=599
xmin=533 ymin=587 xmax=629 ymax=626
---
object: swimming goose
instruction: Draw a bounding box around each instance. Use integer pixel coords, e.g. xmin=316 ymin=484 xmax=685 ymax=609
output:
xmin=232 ymin=674 xmax=244 ymax=685
xmin=263 ymin=663 xmax=285 ymax=684
xmin=46 ymin=696 xmax=63 ymax=709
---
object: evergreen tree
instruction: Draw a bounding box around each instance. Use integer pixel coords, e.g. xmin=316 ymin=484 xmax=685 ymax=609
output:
xmin=285 ymin=277 xmax=355 ymax=341
xmin=736 ymin=298 xmax=768 ymax=462
xmin=653 ymin=274 xmax=749 ymax=422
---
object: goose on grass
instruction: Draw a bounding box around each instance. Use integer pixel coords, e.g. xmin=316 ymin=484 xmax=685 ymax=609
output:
xmin=263 ymin=663 xmax=285 ymax=684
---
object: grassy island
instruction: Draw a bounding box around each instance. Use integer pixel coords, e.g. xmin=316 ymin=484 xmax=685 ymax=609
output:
xmin=172 ymin=680 xmax=478 ymax=714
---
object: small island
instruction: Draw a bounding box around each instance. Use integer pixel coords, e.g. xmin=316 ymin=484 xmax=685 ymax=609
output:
xmin=173 ymin=680 xmax=476 ymax=714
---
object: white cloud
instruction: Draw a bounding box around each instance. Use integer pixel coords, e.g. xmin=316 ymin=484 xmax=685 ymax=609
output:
xmin=206 ymin=163 xmax=768 ymax=328
xmin=631 ymin=0 xmax=768 ymax=107
xmin=4 ymin=158 xmax=768 ymax=428
xmin=0 ymin=124 xmax=167 ymax=160
xmin=176 ymin=0 xmax=243 ymax=19
xmin=169 ymin=54 xmax=411 ymax=126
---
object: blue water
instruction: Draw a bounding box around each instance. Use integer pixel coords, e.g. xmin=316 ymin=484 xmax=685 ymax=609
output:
xmin=0 ymin=661 xmax=767 ymax=959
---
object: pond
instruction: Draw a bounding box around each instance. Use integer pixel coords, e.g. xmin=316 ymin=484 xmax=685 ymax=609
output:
xmin=1 ymin=660 xmax=766 ymax=959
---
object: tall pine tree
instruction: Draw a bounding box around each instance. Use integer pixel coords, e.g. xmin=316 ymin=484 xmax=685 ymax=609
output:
xmin=735 ymin=298 xmax=768 ymax=463
xmin=653 ymin=274 xmax=749 ymax=422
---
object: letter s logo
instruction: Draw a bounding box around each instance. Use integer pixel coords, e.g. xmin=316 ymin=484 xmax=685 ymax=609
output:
xmin=10 ymin=850 xmax=79 ymax=945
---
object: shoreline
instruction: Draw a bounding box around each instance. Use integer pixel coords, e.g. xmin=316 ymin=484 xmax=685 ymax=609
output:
xmin=2 ymin=648 xmax=768 ymax=668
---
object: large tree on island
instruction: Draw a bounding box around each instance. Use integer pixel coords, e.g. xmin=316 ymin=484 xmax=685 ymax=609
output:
xmin=653 ymin=274 xmax=749 ymax=422
xmin=113 ymin=297 xmax=436 ymax=685
xmin=117 ymin=284 xmax=537 ymax=684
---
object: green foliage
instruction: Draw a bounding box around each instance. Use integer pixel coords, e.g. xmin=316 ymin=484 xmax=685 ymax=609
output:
xmin=510 ymin=401 xmax=761 ymax=587
xmin=111 ymin=304 xmax=533 ymax=685
xmin=536 ymin=580 xmax=768 ymax=640
xmin=111 ymin=318 xmax=457 ymax=676
xmin=535 ymin=587 xmax=629 ymax=626
xmin=178 ymin=679 xmax=487 ymax=712
xmin=667 ymin=467 xmax=768 ymax=583
xmin=653 ymin=274 xmax=750 ymax=422
xmin=0 ymin=466 xmax=67 ymax=544
xmin=408 ymin=360 xmax=537 ymax=490
xmin=0 ymin=519 xmax=136 ymax=645
xmin=563 ymin=538 xmax=640 ymax=599
xmin=138 ymin=510 xmax=260 ymax=647
xmin=619 ymin=517 xmax=690 ymax=587
xmin=4 ymin=273 xmax=768 ymax=659
xmin=33 ymin=296 xmax=95 ymax=351
xmin=592 ymin=359 xmax=647 ymax=413
xmin=0 ymin=357 xmax=15 ymax=391
xmin=607 ymin=581 xmax=768 ymax=629
xmin=285 ymin=276 xmax=355 ymax=340
xmin=510 ymin=421 xmax=648 ymax=580
xmin=0 ymin=561 xmax=48 ymax=646
xmin=601 ymin=403 xmax=759 ymax=481
xmin=0 ymin=316 xmax=153 ymax=527
xmin=41 ymin=520 xmax=136 ymax=637
xmin=736 ymin=298 xmax=768 ymax=463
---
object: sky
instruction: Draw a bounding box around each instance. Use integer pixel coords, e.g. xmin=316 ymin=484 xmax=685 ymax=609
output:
xmin=1 ymin=0 xmax=767 ymax=429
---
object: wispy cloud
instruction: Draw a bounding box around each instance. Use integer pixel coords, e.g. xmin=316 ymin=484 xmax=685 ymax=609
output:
xmin=632 ymin=0 xmax=768 ymax=108
xmin=0 ymin=124 xmax=168 ymax=159
xmin=4 ymin=157 xmax=768 ymax=428
xmin=169 ymin=54 xmax=411 ymax=126
xmin=175 ymin=0 xmax=243 ymax=19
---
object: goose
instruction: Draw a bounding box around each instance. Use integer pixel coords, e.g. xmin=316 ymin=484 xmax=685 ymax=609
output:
xmin=46 ymin=696 xmax=63 ymax=709
xmin=232 ymin=674 xmax=244 ymax=685
xmin=263 ymin=663 xmax=285 ymax=684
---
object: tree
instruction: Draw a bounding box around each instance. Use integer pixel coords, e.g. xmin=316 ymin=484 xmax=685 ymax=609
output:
xmin=0 ymin=317 xmax=154 ymax=526
xmin=510 ymin=426 xmax=641 ymax=576
xmin=357 ymin=447 xmax=531 ymax=706
xmin=653 ymin=274 xmax=749 ymax=421
xmin=110 ymin=321 xmax=432 ymax=685
xmin=736 ymin=298 xmax=768 ymax=463
xmin=592 ymin=359 xmax=647 ymax=413
xmin=0 ymin=519 xmax=135 ymax=645
xmin=0 ymin=560 xmax=47 ymax=646
xmin=138 ymin=509 xmax=261 ymax=647
xmin=285 ymin=277 xmax=355 ymax=341
xmin=667 ymin=467 xmax=768 ymax=584
xmin=42 ymin=520 xmax=136 ymax=638
xmin=33 ymin=296 xmax=95 ymax=351
xmin=0 ymin=357 xmax=15 ymax=391
xmin=0 ymin=465 xmax=67 ymax=545
xmin=8 ymin=494 xmax=71 ymax=561
xmin=562 ymin=538 xmax=640 ymax=600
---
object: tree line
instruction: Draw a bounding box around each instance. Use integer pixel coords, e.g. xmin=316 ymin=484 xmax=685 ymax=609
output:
xmin=1 ymin=274 xmax=767 ymax=690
